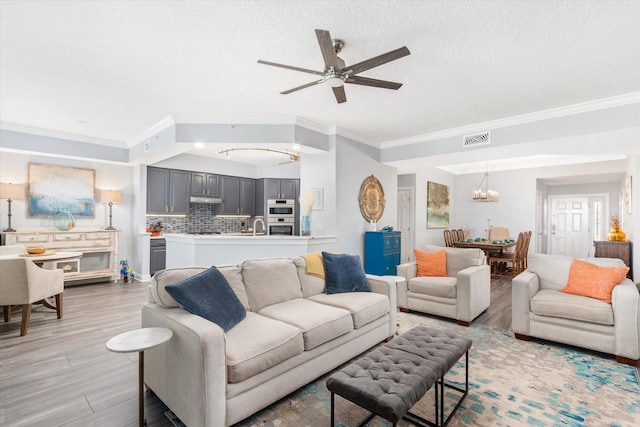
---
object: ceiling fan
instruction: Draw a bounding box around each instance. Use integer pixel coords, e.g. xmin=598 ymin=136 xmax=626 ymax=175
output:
xmin=258 ymin=29 xmax=410 ymax=104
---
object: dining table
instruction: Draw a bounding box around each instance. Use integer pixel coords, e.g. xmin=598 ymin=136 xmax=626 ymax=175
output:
xmin=452 ymin=240 xmax=516 ymax=257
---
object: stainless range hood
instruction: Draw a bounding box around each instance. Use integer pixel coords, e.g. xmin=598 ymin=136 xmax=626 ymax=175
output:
xmin=190 ymin=196 xmax=222 ymax=204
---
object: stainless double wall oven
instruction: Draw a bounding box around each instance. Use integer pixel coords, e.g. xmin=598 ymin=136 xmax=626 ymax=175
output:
xmin=267 ymin=199 xmax=295 ymax=235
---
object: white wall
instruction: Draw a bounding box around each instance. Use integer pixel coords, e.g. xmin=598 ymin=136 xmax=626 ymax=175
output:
xmin=624 ymin=155 xmax=638 ymax=282
xmin=410 ymin=167 xmax=456 ymax=248
xmin=299 ymin=137 xmax=337 ymax=236
xmin=335 ymin=136 xmax=398 ymax=258
xmin=0 ymin=151 xmax=136 ymax=266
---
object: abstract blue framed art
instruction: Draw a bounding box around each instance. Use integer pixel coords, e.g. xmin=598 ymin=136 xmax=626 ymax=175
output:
xmin=28 ymin=163 xmax=96 ymax=217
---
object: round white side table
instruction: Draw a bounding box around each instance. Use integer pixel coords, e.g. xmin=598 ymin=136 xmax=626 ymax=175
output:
xmin=106 ymin=327 xmax=173 ymax=427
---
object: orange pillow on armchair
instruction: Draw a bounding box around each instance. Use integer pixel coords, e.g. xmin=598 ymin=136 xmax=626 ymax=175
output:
xmin=560 ymin=259 xmax=629 ymax=303
xmin=414 ymin=249 xmax=447 ymax=277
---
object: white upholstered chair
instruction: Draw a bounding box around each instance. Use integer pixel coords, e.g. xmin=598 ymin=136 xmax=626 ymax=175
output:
xmin=1 ymin=255 xmax=64 ymax=336
xmin=397 ymin=245 xmax=490 ymax=326
xmin=512 ymin=253 xmax=639 ymax=365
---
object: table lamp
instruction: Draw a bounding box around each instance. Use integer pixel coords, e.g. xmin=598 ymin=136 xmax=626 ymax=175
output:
xmin=101 ymin=189 xmax=122 ymax=230
xmin=0 ymin=183 xmax=23 ymax=232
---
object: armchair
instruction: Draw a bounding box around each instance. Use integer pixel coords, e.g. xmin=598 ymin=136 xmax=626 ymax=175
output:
xmin=512 ymin=253 xmax=639 ymax=365
xmin=397 ymin=245 xmax=490 ymax=326
xmin=0 ymin=257 xmax=64 ymax=336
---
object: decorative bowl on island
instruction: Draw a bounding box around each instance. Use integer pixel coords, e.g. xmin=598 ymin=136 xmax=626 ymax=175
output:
xmin=26 ymin=247 xmax=46 ymax=255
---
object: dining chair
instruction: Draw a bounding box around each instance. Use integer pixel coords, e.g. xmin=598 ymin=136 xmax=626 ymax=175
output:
xmin=456 ymin=228 xmax=465 ymax=241
xmin=0 ymin=257 xmax=64 ymax=336
xmin=443 ymin=229 xmax=453 ymax=247
xmin=489 ymin=232 xmax=526 ymax=278
xmin=488 ymin=227 xmax=509 ymax=241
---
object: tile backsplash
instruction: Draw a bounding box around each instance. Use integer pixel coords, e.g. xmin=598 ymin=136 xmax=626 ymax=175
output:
xmin=146 ymin=203 xmax=258 ymax=234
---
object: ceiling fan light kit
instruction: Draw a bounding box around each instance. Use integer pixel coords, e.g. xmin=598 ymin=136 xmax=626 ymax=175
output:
xmin=258 ymin=29 xmax=410 ymax=103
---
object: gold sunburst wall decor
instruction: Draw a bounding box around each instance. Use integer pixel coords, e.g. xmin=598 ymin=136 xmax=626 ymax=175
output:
xmin=358 ymin=175 xmax=386 ymax=222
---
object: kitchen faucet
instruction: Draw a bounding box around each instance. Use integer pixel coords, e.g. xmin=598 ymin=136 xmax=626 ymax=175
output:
xmin=253 ymin=217 xmax=266 ymax=236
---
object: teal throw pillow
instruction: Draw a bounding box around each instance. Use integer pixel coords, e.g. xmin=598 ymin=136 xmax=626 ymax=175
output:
xmin=165 ymin=266 xmax=246 ymax=331
xmin=322 ymin=252 xmax=371 ymax=294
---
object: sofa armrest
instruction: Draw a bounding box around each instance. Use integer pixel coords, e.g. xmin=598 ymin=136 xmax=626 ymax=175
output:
xmin=612 ymin=279 xmax=640 ymax=360
xmin=142 ymin=302 xmax=227 ymax=427
xmin=397 ymin=262 xmax=417 ymax=281
xmin=511 ymin=270 xmax=540 ymax=335
xmin=366 ymin=274 xmax=397 ymax=337
xmin=455 ymin=265 xmax=490 ymax=323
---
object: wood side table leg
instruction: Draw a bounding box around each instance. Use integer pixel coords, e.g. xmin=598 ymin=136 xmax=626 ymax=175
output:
xmin=139 ymin=350 xmax=145 ymax=427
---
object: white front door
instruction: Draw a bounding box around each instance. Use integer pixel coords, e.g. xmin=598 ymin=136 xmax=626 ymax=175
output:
xmin=398 ymin=187 xmax=414 ymax=262
xmin=549 ymin=196 xmax=590 ymax=257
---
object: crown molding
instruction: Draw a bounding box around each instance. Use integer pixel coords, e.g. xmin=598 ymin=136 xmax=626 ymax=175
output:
xmin=0 ymin=122 xmax=126 ymax=147
xmin=381 ymin=92 xmax=640 ymax=148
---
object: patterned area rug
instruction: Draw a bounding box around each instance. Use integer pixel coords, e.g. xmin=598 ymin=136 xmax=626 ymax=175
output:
xmin=167 ymin=312 xmax=640 ymax=427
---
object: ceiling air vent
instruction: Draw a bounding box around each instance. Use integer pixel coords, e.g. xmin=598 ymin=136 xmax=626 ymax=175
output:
xmin=463 ymin=131 xmax=490 ymax=147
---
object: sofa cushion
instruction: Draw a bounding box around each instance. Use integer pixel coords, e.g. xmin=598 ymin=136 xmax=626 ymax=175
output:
xmin=561 ymin=260 xmax=629 ymax=303
xmin=294 ymin=256 xmax=326 ymax=297
xmin=258 ymin=298 xmax=353 ymax=350
xmin=421 ymin=245 xmax=484 ymax=277
xmin=165 ymin=266 xmax=246 ymax=332
xmin=408 ymin=276 xmax=458 ymax=299
xmin=322 ymin=252 xmax=370 ymax=294
xmin=531 ymin=289 xmax=614 ymax=325
xmin=225 ymin=312 xmax=304 ymax=383
xmin=242 ymin=258 xmax=303 ymax=311
xmin=308 ymin=292 xmax=389 ymax=329
xmin=414 ymin=249 xmax=447 ymax=277
xmin=150 ymin=267 xmax=207 ymax=307
xmin=218 ymin=265 xmax=251 ymax=310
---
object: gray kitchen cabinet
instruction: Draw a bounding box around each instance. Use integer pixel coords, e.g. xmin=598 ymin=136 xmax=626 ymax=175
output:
xmin=265 ymin=178 xmax=296 ymax=199
xmin=169 ymin=170 xmax=191 ymax=214
xmin=240 ymin=178 xmax=255 ymax=216
xmin=146 ymin=167 xmax=190 ymax=215
xmin=147 ymin=167 xmax=170 ymax=214
xmin=220 ymin=176 xmax=255 ymax=215
xmin=191 ymin=172 xmax=220 ymax=197
xmin=150 ymin=238 xmax=166 ymax=275
xmin=220 ymin=175 xmax=240 ymax=215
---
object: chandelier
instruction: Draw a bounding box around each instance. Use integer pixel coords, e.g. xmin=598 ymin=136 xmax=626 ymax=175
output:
xmin=472 ymin=167 xmax=499 ymax=202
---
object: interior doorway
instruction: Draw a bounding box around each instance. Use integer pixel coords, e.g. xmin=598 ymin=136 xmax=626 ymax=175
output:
xmin=397 ymin=186 xmax=415 ymax=263
xmin=548 ymin=194 xmax=608 ymax=257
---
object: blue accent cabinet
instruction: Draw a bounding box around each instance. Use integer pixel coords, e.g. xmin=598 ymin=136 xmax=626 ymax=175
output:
xmin=364 ymin=231 xmax=401 ymax=275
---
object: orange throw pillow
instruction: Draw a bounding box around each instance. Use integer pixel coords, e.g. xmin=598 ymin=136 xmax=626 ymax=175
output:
xmin=414 ymin=249 xmax=447 ymax=277
xmin=560 ymin=259 xmax=629 ymax=303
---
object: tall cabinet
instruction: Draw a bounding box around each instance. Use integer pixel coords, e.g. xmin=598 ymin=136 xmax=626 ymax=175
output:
xmin=364 ymin=231 xmax=401 ymax=276
xmin=593 ymin=240 xmax=633 ymax=279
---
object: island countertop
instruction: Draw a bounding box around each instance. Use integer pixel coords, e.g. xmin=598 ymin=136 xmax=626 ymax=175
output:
xmin=164 ymin=234 xmax=338 ymax=268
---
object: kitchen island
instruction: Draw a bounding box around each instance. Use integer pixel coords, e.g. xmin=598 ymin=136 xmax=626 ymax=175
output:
xmin=164 ymin=234 xmax=338 ymax=268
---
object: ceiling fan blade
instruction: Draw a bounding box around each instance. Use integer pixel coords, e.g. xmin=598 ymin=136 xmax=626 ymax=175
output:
xmin=257 ymin=60 xmax=324 ymax=76
xmin=315 ymin=29 xmax=341 ymax=70
xmin=281 ymin=80 xmax=323 ymax=94
xmin=345 ymin=46 xmax=410 ymax=75
xmin=345 ymin=76 xmax=403 ymax=90
xmin=332 ymin=86 xmax=347 ymax=104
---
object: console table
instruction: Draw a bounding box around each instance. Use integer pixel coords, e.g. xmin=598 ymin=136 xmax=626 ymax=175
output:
xmin=4 ymin=228 xmax=119 ymax=283
xmin=593 ymin=240 xmax=633 ymax=279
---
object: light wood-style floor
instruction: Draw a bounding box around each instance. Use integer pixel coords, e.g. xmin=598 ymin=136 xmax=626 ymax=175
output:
xmin=0 ymin=277 xmax=513 ymax=426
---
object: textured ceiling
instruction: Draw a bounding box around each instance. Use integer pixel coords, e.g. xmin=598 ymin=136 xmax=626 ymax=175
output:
xmin=1 ymin=1 xmax=639 ymax=157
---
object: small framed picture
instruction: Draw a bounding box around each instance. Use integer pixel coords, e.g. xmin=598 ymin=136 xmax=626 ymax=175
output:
xmin=311 ymin=188 xmax=324 ymax=210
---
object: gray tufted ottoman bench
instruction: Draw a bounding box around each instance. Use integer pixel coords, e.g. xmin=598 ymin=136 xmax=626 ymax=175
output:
xmin=326 ymin=326 xmax=472 ymax=427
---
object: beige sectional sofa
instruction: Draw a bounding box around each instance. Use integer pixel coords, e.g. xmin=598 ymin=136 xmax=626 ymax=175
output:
xmin=396 ymin=245 xmax=490 ymax=326
xmin=141 ymin=256 xmax=397 ymax=427
xmin=512 ymin=253 xmax=639 ymax=365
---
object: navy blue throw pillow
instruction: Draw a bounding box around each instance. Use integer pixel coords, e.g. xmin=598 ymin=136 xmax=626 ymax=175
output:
xmin=322 ymin=252 xmax=371 ymax=294
xmin=165 ymin=266 xmax=246 ymax=332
